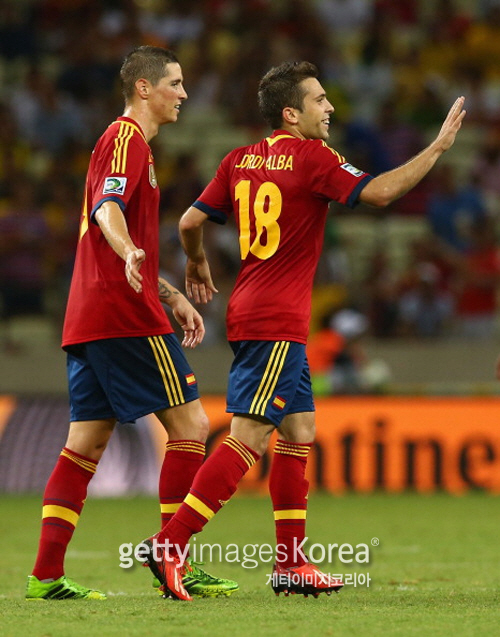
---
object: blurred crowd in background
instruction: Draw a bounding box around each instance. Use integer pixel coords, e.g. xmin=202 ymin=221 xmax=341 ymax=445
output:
xmin=2 ymin=0 xmax=500 ymax=374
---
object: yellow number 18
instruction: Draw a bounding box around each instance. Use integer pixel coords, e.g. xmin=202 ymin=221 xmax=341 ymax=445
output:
xmin=235 ymin=180 xmax=282 ymax=260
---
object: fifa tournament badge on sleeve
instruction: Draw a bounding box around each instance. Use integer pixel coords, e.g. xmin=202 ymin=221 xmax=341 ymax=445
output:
xmin=149 ymin=164 xmax=158 ymax=188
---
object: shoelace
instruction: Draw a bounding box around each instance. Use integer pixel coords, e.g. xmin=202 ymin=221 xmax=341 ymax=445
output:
xmin=184 ymin=560 xmax=218 ymax=582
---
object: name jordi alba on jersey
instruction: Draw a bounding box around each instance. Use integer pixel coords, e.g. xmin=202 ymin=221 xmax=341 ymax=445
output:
xmin=234 ymin=153 xmax=294 ymax=171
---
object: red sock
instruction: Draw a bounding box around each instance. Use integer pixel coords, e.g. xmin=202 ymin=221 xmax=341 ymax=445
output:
xmin=158 ymin=435 xmax=260 ymax=554
xmin=269 ymin=439 xmax=312 ymax=568
xmin=159 ymin=440 xmax=205 ymax=527
xmin=32 ymin=447 xmax=97 ymax=580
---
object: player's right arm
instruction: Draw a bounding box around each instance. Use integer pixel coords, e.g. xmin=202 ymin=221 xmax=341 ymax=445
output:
xmin=94 ymin=201 xmax=145 ymax=293
xmin=359 ymin=96 xmax=466 ymax=208
xmin=179 ymin=206 xmax=218 ymax=304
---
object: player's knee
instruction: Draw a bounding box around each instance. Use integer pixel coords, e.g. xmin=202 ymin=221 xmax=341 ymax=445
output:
xmin=197 ymin=410 xmax=210 ymax=442
xmin=230 ymin=416 xmax=274 ymax=456
xmin=65 ymin=439 xmax=108 ymax=462
xmin=65 ymin=419 xmax=115 ymax=461
xmin=278 ymin=416 xmax=316 ymax=444
xmin=186 ymin=404 xmax=210 ymax=442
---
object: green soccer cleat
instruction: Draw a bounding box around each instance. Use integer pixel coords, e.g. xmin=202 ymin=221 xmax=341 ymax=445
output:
xmin=152 ymin=557 xmax=239 ymax=598
xmin=26 ymin=575 xmax=106 ymax=600
xmin=181 ymin=558 xmax=239 ymax=598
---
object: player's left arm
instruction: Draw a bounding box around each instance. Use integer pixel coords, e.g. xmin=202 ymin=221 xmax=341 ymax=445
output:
xmin=179 ymin=206 xmax=218 ymax=304
xmin=158 ymin=277 xmax=205 ymax=348
xmin=359 ymin=97 xmax=466 ymax=208
xmin=94 ymin=200 xmax=145 ymax=293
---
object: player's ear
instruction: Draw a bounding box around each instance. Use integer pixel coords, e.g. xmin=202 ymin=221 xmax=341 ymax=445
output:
xmin=282 ymin=106 xmax=299 ymax=125
xmin=136 ymin=78 xmax=150 ymax=100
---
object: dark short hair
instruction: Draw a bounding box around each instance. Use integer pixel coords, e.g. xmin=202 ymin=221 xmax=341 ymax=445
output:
xmin=258 ymin=61 xmax=319 ymax=129
xmin=120 ymin=46 xmax=179 ymax=101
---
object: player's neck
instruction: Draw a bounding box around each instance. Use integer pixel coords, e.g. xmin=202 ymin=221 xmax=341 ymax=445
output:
xmin=121 ymin=105 xmax=158 ymax=143
xmin=279 ymin=123 xmax=307 ymax=140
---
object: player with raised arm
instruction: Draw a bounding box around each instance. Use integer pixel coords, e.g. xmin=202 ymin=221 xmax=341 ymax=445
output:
xmin=26 ymin=46 xmax=237 ymax=601
xmin=142 ymin=61 xmax=465 ymax=599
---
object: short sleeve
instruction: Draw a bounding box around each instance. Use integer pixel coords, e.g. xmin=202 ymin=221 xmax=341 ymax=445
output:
xmin=192 ymin=153 xmax=234 ymax=224
xmin=306 ymin=141 xmax=373 ymax=208
xmin=90 ymin=134 xmax=148 ymax=221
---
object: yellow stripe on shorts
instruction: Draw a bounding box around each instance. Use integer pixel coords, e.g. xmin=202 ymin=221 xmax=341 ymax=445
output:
xmin=250 ymin=342 xmax=290 ymax=416
xmin=148 ymin=336 xmax=185 ymax=406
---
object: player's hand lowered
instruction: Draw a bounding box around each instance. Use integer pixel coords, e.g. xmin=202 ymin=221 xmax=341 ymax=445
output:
xmin=185 ymin=256 xmax=218 ymax=304
xmin=171 ymin=294 xmax=206 ymax=348
xmin=125 ymin=248 xmax=146 ymax=293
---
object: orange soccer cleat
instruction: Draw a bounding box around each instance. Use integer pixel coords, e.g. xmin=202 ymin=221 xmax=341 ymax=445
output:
xmin=270 ymin=562 xmax=343 ymax=598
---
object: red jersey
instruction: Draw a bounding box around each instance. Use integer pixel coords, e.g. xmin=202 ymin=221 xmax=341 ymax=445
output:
xmin=194 ymin=130 xmax=372 ymax=343
xmin=62 ymin=116 xmax=172 ymax=348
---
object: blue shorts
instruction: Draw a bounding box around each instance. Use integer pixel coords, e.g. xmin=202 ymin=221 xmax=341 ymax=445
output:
xmin=67 ymin=334 xmax=199 ymax=424
xmin=226 ymin=340 xmax=315 ymax=427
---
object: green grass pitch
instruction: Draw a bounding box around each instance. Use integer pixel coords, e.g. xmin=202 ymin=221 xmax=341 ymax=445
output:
xmin=1 ymin=493 xmax=499 ymax=636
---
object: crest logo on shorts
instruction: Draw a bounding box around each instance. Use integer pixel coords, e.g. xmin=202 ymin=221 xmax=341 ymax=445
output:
xmin=103 ymin=176 xmax=127 ymax=195
xmin=272 ymin=395 xmax=286 ymax=410
xmin=185 ymin=373 xmax=196 ymax=386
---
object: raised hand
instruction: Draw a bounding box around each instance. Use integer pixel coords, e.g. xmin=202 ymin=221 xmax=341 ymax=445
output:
xmin=435 ymin=96 xmax=466 ymax=153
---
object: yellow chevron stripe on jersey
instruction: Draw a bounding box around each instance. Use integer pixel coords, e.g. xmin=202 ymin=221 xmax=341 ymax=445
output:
xmin=184 ymin=493 xmax=216 ymax=521
xmin=274 ymin=509 xmax=307 ymax=520
xmin=111 ymin=122 xmax=134 ymax=174
xmin=111 ymin=123 xmax=125 ymax=173
xmin=266 ymin=134 xmax=296 ymax=147
xmin=42 ymin=505 xmax=80 ymax=527
xmin=250 ymin=341 xmax=290 ymax=416
xmin=321 ymin=141 xmax=345 ymax=162
xmin=148 ymin=337 xmax=185 ymax=406
xmin=79 ymin=189 xmax=89 ymax=241
xmin=223 ymin=435 xmax=256 ymax=470
xmin=60 ymin=449 xmax=97 ymax=473
xmin=111 ymin=120 xmax=147 ymax=144
xmin=111 ymin=123 xmax=126 ymax=173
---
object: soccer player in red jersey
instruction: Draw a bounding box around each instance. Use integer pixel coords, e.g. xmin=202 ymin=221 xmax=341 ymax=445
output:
xmin=26 ymin=46 xmax=237 ymax=601
xmin=142 ymin=62 xmax=465 ymax=598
